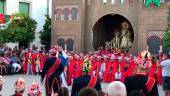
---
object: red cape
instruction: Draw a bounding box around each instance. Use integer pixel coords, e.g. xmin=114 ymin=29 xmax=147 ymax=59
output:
xmin=23 ymin=52 xmax=36 ymax=74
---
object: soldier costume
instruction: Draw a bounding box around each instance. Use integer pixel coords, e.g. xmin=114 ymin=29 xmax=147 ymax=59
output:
xmin=41 ymin=49 xmax=64 ymax=96
xmin=124 ymin=51 xmax=159 ymax=96
xmin=71 ymin=58 xmax=102 ymax=96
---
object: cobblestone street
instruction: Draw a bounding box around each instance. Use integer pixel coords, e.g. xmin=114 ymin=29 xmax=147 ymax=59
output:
xmin=1 ymin=74 xmax=164 ymax=96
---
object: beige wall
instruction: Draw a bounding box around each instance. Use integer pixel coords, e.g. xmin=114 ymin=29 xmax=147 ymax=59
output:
xmin=51 ymin=0 xmax=168 ymax=55
xmin=138 ymin=3 xmax=168 ymax=54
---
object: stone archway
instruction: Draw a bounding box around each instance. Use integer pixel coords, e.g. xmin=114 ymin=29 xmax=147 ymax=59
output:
xmin=57 ymin=38 xmax=65 ymax=50
xmin=92 ymin=14 xmax=134 ymax=50
xmin=147 ymin=36 xmax=161 ymax=54
xmin=66 ymin=38 xmax=74 ymax=52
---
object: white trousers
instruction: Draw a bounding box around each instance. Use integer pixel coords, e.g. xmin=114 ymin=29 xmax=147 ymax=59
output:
xmin=61 ymin=72 xmax=68 ymax=87
xmin=12 ymin=63 xmax=21 ymax=72
xmin=35 ymin=64 xmax=41 ymax=73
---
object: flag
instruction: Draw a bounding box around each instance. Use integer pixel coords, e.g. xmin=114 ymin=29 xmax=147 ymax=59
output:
xmin=145 ymin=0 xmax=152 ymax=7
xmin=120 ymin=0 xmax=124 ymax=5
xmin=153 ymin=0 xmax=160 ymax=7
xmin=0 ymin=14 xmax=5 ymax=24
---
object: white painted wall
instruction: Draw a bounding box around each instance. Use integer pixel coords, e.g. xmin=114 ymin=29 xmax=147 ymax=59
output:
xmin=6 ymin=0 xmax=19 ymax=15
xmin=4 ymin=0 xmax=51 ymax=49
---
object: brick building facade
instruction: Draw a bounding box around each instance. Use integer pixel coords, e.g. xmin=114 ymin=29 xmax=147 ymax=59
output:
xmin=51 ymin=0 xmax=169 ymax=55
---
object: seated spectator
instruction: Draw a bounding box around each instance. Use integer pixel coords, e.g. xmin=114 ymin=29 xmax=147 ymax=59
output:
xmin=0 ymin=53 xmax=7 ymax=74
xmin=10 ymin=52 xmax=21 ymax=73
xmin=78 ymin=87 xmax=99 ymax=96
xmin=12 ymin=77 xmax=25 ymax=96
xmin=3 ymin=52 xmax=11 ymax=65
xmin=106 ymin=81 xmax=127 ymax=96
xmin=28 ymin=82 xmax=42 ymax=96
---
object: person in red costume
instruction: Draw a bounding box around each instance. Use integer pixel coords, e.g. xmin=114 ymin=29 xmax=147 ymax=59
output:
xmin=103 ymin=56 xmax=112 ymax=82
xmin=41 ymin=52 xmax=48 ymax=71
xmin=93 ymin=56 xmax=102 ymax=80
xmin=105 ymin=55 xmax=117 ymax=83
xmin=149 ymin=57 xmax=157 ymax=78
xmin=12 ymin=78 xmax=26 ymax=96
xmin=68 ymin=54 xmax=77 ymax=79
xmin=66 ymin=55 xmax=73 ymax=86
xmin=124 ymin=50 xmax=159 ymax=96
xmin=71 ymin=58 xmax=102 ymax=96
xmin=99 ymin=55 xmax=108 ymax=81
xmin=74 ymin=55 xmax=83 ymax=78
xmin=34 ymin=49 xmax=43 ymax=75
xmin=23 ymin=48 xmax=36 ymax=75
xmin=155 ymin=56 xmax=162 ymax=85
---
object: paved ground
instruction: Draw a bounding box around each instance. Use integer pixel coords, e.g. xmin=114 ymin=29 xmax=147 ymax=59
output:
xmin=1 ymin=74 xmax=164 ymax=95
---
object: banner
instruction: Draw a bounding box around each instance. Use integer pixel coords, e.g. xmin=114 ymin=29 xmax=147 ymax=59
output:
xmin=153 ymin=0 xmax=160 ymax=7
xmin=145 ymin=0 xmax=153 ymax=7
xmin=145 ymin=0 xmax=161 ymax=7
xmin=0 ymin=14 xmax=4 ymax=24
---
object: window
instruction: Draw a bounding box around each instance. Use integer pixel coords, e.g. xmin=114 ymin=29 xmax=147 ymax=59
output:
xmin=57 ymin=38 xmax=65 ymax=50
xmin=160 ymin=0 xmax=164 ymax=2
xmin=19 ymin=2 xmax=30 ymax=16
xmin=111 ymin=0 xmax=115 ymax=4
xmin=71 ymin=8 xmax=78 ymax=20
xmin=0 ymin=1 xmax=5 ymax=14
xmin=63 ymin=8 xmax=69 ymax=20
xmin=164 ymin=0 xmax=170 ymax=2
xmin=103 ymin=0 xmax=107 ymax=4
xmin=66 ymin=38 xmax=74 ymax=52
xmin=55 ymin=8 xmax=62 ymax=20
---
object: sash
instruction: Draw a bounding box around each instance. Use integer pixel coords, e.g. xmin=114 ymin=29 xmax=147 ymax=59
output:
xmin=87 ymin=76 xmax=97 ymax=88
xmin=35 ymin=56 xmax=40 ymax=65
xmin=45 ymin=58 xmax=61 ymax=95
xmin=145 ymin=76 xmax=155 ymax=93
xmin=28 ymin=57 xmax=32 ymax=64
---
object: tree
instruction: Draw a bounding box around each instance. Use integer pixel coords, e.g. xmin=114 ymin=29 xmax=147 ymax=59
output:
xmin=40 ymin=15 xmax=51 ymax=50
xmin=0 ymin=30 xmax=4 ymax=44
xmin=164 ymin=5 xmax=170 ymax=50
xmin=5 ymin=13 xmax=37 ymax=48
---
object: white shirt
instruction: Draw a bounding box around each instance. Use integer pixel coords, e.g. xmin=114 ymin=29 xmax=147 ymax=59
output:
xmin=161 ymin=59 xmax=170 ymax=76
xmin=115 ymin=72 xmax=122 ymax=80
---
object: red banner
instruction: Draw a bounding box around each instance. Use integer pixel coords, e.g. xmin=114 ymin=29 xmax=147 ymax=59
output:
xmin=0 ymin=13 xmax=5 ymax=24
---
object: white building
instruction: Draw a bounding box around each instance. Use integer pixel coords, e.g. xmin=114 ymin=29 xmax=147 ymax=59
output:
xmin=0 ymin=0 xmax=51 ymax=48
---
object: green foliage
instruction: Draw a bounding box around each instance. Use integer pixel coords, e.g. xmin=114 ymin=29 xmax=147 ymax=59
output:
xmin=0 ymin=30 xmax=4 ymax=44
xmin=39 ymin=15 xmax=51 ymax=50
xmin=164 ymin=6 xmax=170 ymax=50
xmin=4 ymin=13 xmax=37 ymax=47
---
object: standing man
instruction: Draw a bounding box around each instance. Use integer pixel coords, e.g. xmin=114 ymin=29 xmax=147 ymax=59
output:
xmin=41 ymin=49 xmax=64 ymax=96
xmin=58 ymin=47 xmax=69 ymax=87
xmin=160 ymin=52 xmax=170 ymax=96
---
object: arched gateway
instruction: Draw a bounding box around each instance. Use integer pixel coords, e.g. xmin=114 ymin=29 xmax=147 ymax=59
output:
xmin=92 ymin=14 xmax=134 ymax=51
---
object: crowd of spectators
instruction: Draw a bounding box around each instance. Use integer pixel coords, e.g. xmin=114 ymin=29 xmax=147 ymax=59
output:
xmin=0 ymin=45 xmax=47 ymax=75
